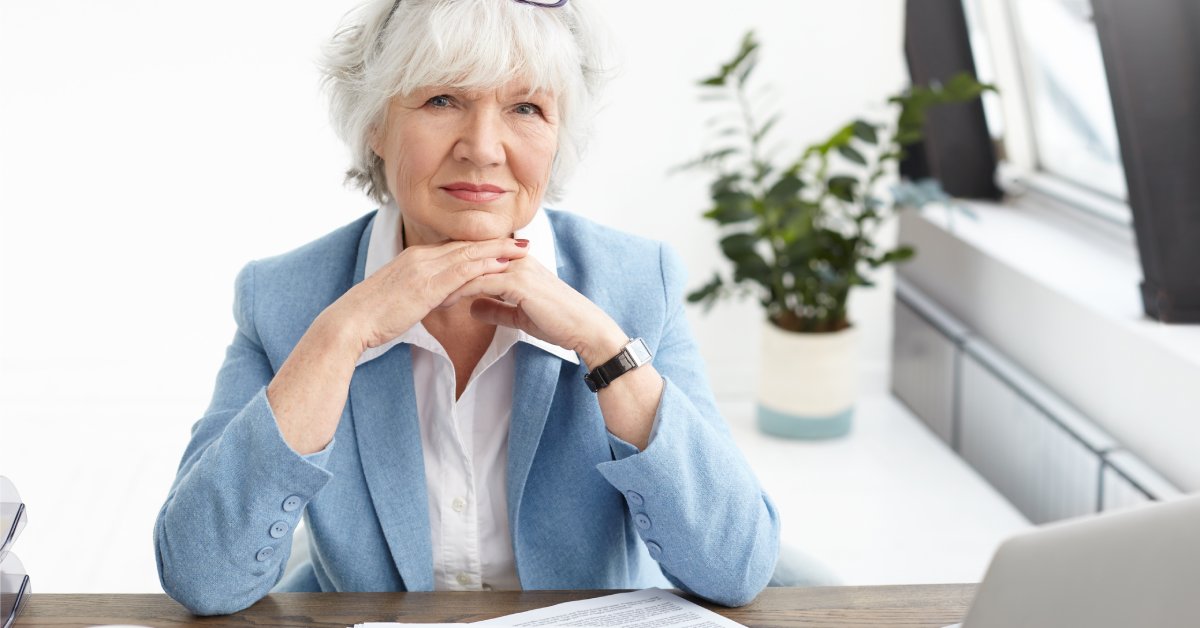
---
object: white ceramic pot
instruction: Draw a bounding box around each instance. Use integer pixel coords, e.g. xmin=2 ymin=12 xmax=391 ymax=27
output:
xmin=757 ymin=321 xmax=858 ymax=439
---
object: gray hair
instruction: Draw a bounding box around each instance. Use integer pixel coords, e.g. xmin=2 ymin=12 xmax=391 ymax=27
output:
xmin=319 ymin=0 xmax=611 ymax=205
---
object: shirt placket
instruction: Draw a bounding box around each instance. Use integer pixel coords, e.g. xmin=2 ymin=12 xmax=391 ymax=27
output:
xmin=441 ymin=355 xmax=481 ymax=590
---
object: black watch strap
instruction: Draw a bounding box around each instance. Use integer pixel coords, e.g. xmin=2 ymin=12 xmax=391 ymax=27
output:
xmin=583 ymin=338 xmax=652 ymax=392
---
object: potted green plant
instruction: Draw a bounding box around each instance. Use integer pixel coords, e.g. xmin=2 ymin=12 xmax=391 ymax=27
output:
xmin=682 ymin=32 xmax=992 ymax=439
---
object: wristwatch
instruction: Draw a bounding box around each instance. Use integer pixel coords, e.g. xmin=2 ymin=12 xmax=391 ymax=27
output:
xmin=584 ymin=338 xmax=653 ymax=392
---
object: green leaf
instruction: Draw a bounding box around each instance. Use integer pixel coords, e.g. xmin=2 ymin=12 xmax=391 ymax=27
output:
xmin=752 ymin=160 xmax=773 ymax=184
xmin=827 ymin=175 xmax=858 ymax=202
xmin=687 ymin=273 xmax=724 ymax=309
xmin=695 ymin=32 xmax=761 ymax=90
xmin=703 ymin=190 xmax=756 ymax=224
xmin=709 ymin=172 xmax=742 ymax=196
xmin=851 ymin=120 xmax=878 ymax=144
xmin=719 ymin=232 xmax=761 ymax=261
xmin=837 ymin=144 xmax=867 ymax=166
xmin=752 ymin=113 xmax=782 ymax=144
xmin=765 ymin=173 xmax=803 ymax=204
xmin=701 ymin=31 xmax=760 ymax=88
xmin=868 ymin=245 xmax=916 ymax=268
xmin=731 ymin=252 xmax=772 ymax=288
xmin=895 ymin=128 xmax=923 ymax=146
xmin=945 ymin=72 xmax=988 ymax=100
xmin=817 ymin=124 xmax=856 ymax=154
xmin=736 ymin=57 xmax=758 ymax=85
xmin=780 ymin=200 xmax=818 ymax=243
xmin=726 ymin=31 xmax=760 ymax=76
xmin=669 ymin=146 xmax=741 ymax=173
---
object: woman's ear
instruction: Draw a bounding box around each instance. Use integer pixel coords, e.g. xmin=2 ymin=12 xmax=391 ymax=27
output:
xmin=368 ymin=123 xmax=384 ymax=160
xmin=368 ymin=105 xmax=391 ymax=159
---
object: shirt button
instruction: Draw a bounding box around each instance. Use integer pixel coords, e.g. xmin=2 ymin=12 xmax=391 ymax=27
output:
xmin=456 ymin=572 xmax=471 ymax=586
xmin=625 ymin=490 xmax=644 ymax=506
xmin=255 ymin=546 xmax=275 ymax=562
xmin=269 ymin=521 xmax=289 ymax=539
xmin=634 ymin=513 xmax=652 ymax=530
xmin=646 ymin=541 xmax=662 ymax=561
xmin=282 ymin=495 xmax=302 ymax=512
xmin=452 ymin=497 xmax=466 ymax=513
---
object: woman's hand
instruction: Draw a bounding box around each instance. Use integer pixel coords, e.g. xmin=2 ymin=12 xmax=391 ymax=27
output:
xmin=443 ymin=253 xmax=665 ymax=449
xmin=441 ymin=254 xmax=627 ymax=370
xmin=267 ymin=236 xmax=529 ymax=455
xmin=332 ymin=237 xmax=532 ymax=351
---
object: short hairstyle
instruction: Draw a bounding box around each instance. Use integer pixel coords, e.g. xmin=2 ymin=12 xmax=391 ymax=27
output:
xmin=320 ymin=0 xmax=610 ymax=205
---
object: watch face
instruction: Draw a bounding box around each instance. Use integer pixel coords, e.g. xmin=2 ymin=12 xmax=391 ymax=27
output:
xmin=627 ymin=339 xmax=652 ymax=366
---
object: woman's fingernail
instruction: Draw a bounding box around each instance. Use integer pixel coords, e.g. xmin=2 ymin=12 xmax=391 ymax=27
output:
xmin=497 ymin=258 xmax=510 ymax=263
xmin=515 ymin=239 xmax=529 ymax=248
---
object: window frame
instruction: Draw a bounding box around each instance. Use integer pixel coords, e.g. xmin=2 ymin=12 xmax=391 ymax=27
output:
xmin=964 ymin=0 xmax=1133 ymax=228
xmin=924 ymin=0 xmax=1200 ymax=323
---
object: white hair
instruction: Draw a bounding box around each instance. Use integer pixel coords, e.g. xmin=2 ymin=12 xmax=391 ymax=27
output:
xmin=319 ymin=0 xmax=611 ymax=205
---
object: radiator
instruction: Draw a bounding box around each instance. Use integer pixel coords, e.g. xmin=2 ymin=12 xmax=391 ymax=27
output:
xmin=892 ymin=278 xmax=1181 ymax=523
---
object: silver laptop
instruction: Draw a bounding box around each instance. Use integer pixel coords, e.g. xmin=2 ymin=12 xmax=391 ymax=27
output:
xmin=952 ymin=492 xmax=1200 ymax=628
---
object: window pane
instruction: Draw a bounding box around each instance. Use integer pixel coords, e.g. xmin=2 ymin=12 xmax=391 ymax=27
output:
xmin=1009 ymin=0 xmax=1127 ymax=201
xmin=963 ymin=0 xmax=1006 ymax=142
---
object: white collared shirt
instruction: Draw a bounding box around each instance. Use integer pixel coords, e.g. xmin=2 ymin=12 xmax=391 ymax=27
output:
xmin=357 ymin=203 xmax=579 ymax=591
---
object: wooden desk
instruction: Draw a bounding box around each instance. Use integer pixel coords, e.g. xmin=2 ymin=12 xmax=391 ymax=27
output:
xmin=20 ymin=584 xmax=976 ymax=627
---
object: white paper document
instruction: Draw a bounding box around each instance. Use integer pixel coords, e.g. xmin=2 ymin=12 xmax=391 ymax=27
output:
xmin=351 ymin=589 xmax=744 ymax=628
xmin=474 ymin=588 xmax=745 ymax=627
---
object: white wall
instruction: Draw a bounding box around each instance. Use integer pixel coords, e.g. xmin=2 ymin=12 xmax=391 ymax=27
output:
xmin=0 ymin=1 xmax=907 ymax=592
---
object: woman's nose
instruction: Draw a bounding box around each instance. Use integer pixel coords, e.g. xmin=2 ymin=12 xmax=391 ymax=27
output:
xmin=452 ymin=110 xmax=506 ymax=168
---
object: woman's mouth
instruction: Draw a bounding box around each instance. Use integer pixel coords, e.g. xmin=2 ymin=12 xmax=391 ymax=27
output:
xmin=441 ymin=182 xmax=507 ymax=203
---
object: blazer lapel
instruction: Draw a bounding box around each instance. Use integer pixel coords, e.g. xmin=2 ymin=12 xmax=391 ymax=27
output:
xmin=346 ymin=212 xmax=434 ymax=591
xmin=350 ymin=345 xmax=434 ymax=591
xmin=507 ymin=342 xmax=564 ymax=539
xmin=507 ymin=229 xmax=576 ymax=552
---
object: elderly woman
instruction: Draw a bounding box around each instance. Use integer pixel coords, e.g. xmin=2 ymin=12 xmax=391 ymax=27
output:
xmin=154 ymin=0 xmax=779 ymax=616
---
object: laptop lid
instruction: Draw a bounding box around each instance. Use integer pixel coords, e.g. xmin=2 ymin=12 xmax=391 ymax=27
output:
xmin=963 ymin=493 xmax=1200 ymax=627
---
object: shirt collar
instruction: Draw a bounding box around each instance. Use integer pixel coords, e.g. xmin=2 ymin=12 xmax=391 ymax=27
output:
xmin=358 ymin=202 xmax=579 ymax=366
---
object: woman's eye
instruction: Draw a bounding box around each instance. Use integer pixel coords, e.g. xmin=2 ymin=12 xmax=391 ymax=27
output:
xmin=514 ymin=103 xmax=542 ymax=116
xmin=427 ymin=95 xmax=452 ymax=108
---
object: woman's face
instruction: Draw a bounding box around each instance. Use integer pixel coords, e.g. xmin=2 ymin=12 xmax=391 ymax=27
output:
xmin=372 ymin=80 xmax=560 ymax=246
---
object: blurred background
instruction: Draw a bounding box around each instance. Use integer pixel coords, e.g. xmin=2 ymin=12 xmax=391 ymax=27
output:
xmin=2 ymin=0 xmax=1197 ymax=593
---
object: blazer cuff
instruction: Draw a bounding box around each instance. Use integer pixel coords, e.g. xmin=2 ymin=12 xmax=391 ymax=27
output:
xmin=156 ymin=387 xmax=334 ymax=615
xmin=605 ymin=378 xmax=666 ymax=460
xmin=592 ymin=375 xmax=778 ymax=606
xmin=301 ymin=438 xmax=336 ymax=468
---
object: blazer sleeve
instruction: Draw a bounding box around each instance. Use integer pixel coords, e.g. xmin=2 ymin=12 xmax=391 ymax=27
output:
xmin=594 ymin=243 xmax=781 ymax=607
xmin=153 ymin=262 xmax=335 ymax=615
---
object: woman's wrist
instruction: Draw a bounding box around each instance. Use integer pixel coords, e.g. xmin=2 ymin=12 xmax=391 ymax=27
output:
xmin=267 ymin=309 xmax=365 ymax=456
xmin=315 ymin=303 xmax=372 ymax=359
xmin=577 ymin=323 xmax=630 ymax=372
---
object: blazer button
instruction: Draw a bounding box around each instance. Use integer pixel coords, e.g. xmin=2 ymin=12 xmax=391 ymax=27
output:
xmin=625 ymin=490 xmax=644 ymax=506
xmin=255 ymin=546 xmax=275 ymax=562
xmin=269 ymin=521 xmax=289 ymax=539
xmin=645 ymin=541 xmax=663 ymax=561
xmin=634 ymin=513 xmax=652 ymax=531
xmin=282 ymin=495 xmax=303 ymax=512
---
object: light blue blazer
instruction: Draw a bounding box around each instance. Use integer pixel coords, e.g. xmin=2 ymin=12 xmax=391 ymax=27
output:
xmin=154 ymin=209 xmax=780 ymax=615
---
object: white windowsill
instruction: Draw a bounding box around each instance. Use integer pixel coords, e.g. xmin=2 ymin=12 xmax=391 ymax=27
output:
xmin=898 ymin=191 xmax=1200 ymax=492
xmin=916 ymin=194 xmax=1200 ymax=370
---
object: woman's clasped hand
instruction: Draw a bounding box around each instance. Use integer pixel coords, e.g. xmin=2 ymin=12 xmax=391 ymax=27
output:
xmin=333 ymin=237 xmax=533 ymax=353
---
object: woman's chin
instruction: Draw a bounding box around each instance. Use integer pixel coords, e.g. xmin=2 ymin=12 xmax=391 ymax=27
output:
xmin=443 ymin=212 xmax=518 ymax=241
xmin=445 ymin=225 xmax=509 ymax=242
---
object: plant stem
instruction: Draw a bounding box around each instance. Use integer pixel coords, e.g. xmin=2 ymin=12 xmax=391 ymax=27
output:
xmin=736 ymin=74 xmax=788 ymax=315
